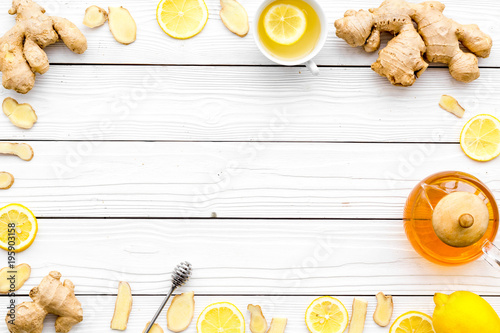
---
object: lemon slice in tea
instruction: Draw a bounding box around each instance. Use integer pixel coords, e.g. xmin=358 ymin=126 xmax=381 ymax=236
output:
xmin=264 ymin=4 xmax=307 ymax=45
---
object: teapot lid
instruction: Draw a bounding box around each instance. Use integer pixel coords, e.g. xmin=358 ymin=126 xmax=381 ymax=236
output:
xmin=432 ymin=191 xmax=489 ymax=247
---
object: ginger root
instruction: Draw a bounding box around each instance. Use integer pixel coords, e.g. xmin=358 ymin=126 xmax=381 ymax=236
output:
xmin=220 ymin=0 xmax=249 ymax=37
xmin=83 ymin=6 xmax=108 ymax=28
xmin=439 ymin=95 xmax=465 ymax=118
xmin=108 ymin=7 xmax=137 ymax=45
xmin=3 ymin=97 xmax=37 ymax=129
xmin=0 ymin=142 xmax=33 ymax=161
xmin=348 ymin=298 xmax=368 ymax=333
xmin=0 ymin=0 xmax=87 ymax=94
xmin=248 ymin=304 xmax=268 ymax=333
xmin=335 ymin=0 xmax=492 ymax=86
xmin=111 ymin=281 xmax=133 ymax=330
xmin=268 ymin=318 xmax=287 ymax=333
xmin=0 ymin=263 xmax=31 ymax=293
xmin=144 ymin=322 xmax=165 ymax=333
xmin=0 ymin=172 xmax=14 ymax=190
xmin=373 ymin=292 xmax=393 ymax=327
xmin=5 ymin=271 xmax=83 ymax=333
xmin=167 ymin=291 xmax=195 ymax=332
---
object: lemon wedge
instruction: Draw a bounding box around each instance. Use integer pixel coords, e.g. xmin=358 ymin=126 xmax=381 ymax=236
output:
xmin=157 ymin=0 xmax=209 ymax=39
xmin=264 ymin=4 xmax=307 ymax=45
xmin=390 ymin=311 xmax=435 ymax=333
xmin=460 ymin=114 xmax=500 ymax=162
xmin=197 ymin=302 xmax=245 ymax=333
xmin=0 ymin=204 xmax=38 ymax=252
xmin=305 ymin=296 xmax=349 ymax=333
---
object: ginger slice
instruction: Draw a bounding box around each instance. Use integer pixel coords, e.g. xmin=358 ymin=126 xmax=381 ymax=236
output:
xmin=0 ymin=172 xmax=14 ymax=190
xmin=144 ymin=322 xmax=165 ymax=333
xmin=439 ymin=95 xmax=465 ymax=118
xmin=167 ymin=291 xmax=195 ymax=332
xmin=111 ymin=281 xmax=133 ymax=330
xmin=0 ymin=263 xmax=31 ymax=293
xmin=373 ymin=292 xmax=393 ymax=327
xmin=3 ymin=97 xmax=37 ymax=129
xmin=220 ymin=0 xmax=249 ymax=37
xmin=348 ymin=298 xmax=368 ymax=333
xmin=268 ymin=318 xmax=287 ymax=333
xmin=84 ymin=6 xmax=108 ymax=28
xmin=108 ymin=7 xmax=137 ymax=45
xmin=248 ymin=304 xmax=268 ymax=333
xmin=0 ymin=142 xmax=34 ymax=161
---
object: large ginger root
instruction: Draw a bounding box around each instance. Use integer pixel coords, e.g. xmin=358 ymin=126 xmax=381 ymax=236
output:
xmin=5 ymin=271 xmax=83 ymax=333
xmin=0 ymin=0 xmax=87 ymax=94
xmin=335 ymin=0 xmax=492 ymax=86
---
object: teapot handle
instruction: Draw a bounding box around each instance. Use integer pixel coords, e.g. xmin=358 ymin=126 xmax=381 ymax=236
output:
xmin=482 ymin=240 xmax=500 ymax=268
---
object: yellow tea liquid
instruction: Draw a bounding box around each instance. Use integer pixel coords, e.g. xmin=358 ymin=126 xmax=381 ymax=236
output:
xmin=404 ymin=171 xmax=499 ymax=265
xmin=257 ymin=0 xmax=321 ymax=61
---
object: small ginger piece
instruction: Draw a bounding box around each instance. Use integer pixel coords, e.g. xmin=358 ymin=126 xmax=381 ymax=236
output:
xmin=348 ymin=298 xmax=368 ymax=333
xmin=167 ymin=291 xmax=195 ymax=332
xmin=84 ymin=5 xmax=108 ymax=28
xmin=144 ymin=322 xmax=164 ymax=333
xmin=0 ymin=142 xmax=34 ymax=161
xmin=0 ymin=263 xmax=31 ymax=293
xmin=5 ymin=271 xmax=83 ymax=333
xmin=220 ymin=0 xmax=249 ymax=37
xmin=3 ymin=97 xmax=37 ymax=129
xmin=111 ymin=281 xmax=133 ymax=330
xmin=0 ymin=172 xmax=14 ymax=190
xmin=268 ymin=318 xmax=287 ymax=333
xmin=108 ymin=7 xmax=137 ymax=45
xmin=373 ymin=292 xmax=393 ymax=327
xmin=439 ymin=95 xmax=465 ymax=118
xmin=248 ymin=304 xmax=268 ymax=333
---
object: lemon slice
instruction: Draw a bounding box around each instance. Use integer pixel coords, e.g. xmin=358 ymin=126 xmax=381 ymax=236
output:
xmin=0 ymin=204 xmax=38 ymax=252
xmin=264 ymin=4 xmax=307 ymax=45
xmin=305 ymin=296 xmax=349 ymax=333
xmin=197 ymin=302 xmax=245 ymax=333
xmin=157 ymin=0 xmax=209 ymax=39
xmin=460 ymin=114 xmax=500 ymax=162
xmin=390 ymin=311 xmax=435 ymax=333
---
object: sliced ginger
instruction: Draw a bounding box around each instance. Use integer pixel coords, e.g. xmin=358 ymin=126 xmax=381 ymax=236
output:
xmin=268 ymin=318 xmax=287 ymax=333
xmin=439 ymin=95 xmax=465 ymax=118
xmin=84 ymin=6 xmax=108 ymax=28
xmin=111 ymin=281 xmax=133 ymax=330
xmin=0 ymin=263 xmax=31 ymax=293
xmin=167 ymin=291 xmax=195 ymax=332
xmin=248 ymin=304 xmax=268 ymax=333
xmin=0 ymin=142 xmax=34 ymax=161
xmin=373 ymin=292 xmax=393 ymax=327
xmin=108 ymin=7 xmax=137 ymax=45
xmin=348 ymin=298 xmax=368 ymax=333
xmin=3 ymin=97 xmax=37 ymax=129
xmin=0 ymin=172 xmax=14 ymax=190
xmin=220 ymin=0 xmax=249 ymax=37
xmin=144 ymin=322 xmax=165 ymax=333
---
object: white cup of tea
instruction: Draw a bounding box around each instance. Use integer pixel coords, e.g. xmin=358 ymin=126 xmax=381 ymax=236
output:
xmin=253 ymin=0 xmax=328 ymax=75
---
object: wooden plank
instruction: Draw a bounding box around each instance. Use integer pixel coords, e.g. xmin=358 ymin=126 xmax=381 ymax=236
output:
xmin=1 ymin=66 xmax=499 ymax=142
xmin=2 ymin=295 xmax=500 ymax=332
xmin=1 ymin=141 xmax=498 ymax=219
xmin=0 ymin=0 xmax=498 ymax=66
xmin=8 ymin=219 xmax=500 ymax=295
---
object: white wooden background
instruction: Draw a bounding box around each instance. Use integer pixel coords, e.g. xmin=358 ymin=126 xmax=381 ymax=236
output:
xmin=1 ymin=0 xmax=500 ymax=332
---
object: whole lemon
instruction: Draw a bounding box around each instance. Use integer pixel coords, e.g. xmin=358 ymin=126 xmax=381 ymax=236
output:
xmin=433 ymin=291 xmax=500 ymax=333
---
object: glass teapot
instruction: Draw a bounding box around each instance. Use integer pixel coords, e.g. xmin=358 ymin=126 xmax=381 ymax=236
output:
xmin=404 ymin=171 xmax=500 ymax=267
